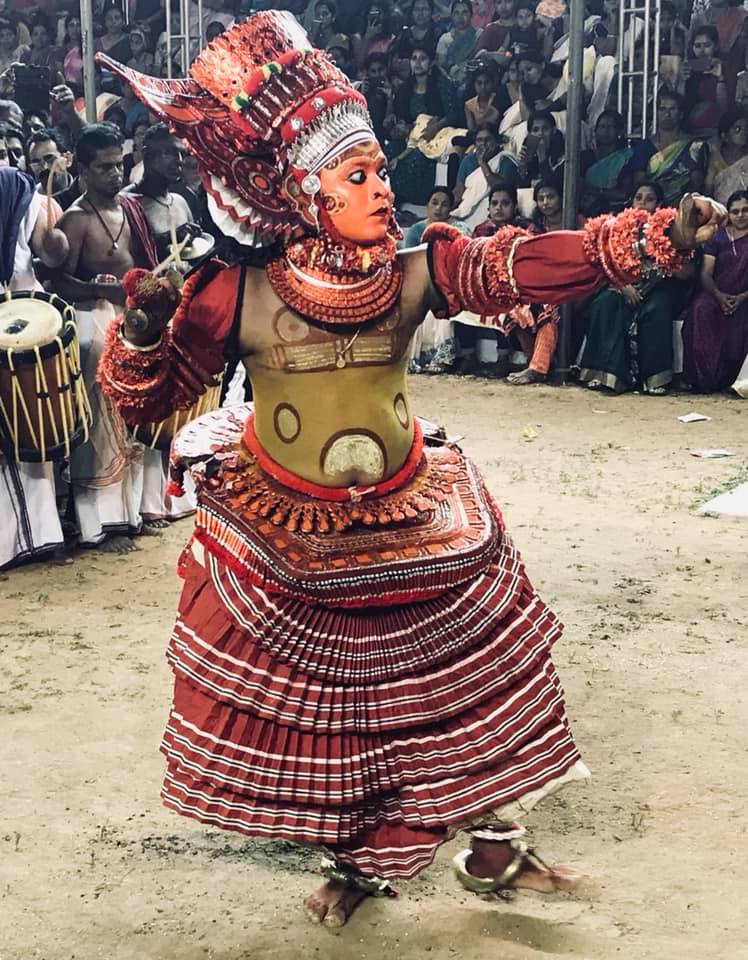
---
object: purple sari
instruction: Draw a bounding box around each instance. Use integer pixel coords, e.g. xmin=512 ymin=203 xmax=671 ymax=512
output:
xmin=683 ymin=229 xmax=748 ymax=392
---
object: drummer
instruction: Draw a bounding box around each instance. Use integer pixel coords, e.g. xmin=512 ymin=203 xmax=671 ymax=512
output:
xmin=121 ymin=124 xmax=202 ymax=265
xmin=0 ymin=165 xmax=70 ymax=570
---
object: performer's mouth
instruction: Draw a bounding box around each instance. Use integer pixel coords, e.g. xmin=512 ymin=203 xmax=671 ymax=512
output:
xmin=371 ymin=206 xmax=390 ymax=218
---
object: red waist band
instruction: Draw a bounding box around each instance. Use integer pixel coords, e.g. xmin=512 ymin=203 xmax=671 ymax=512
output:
xmin=242 ymin=413 xmax=424 ymax=502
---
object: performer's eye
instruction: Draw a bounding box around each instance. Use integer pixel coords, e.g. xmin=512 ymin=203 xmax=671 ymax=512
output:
xmin=378 ymin=165 xmax=389 ymax=180
xmin=348 ymin=170 xmax=366 ymax=184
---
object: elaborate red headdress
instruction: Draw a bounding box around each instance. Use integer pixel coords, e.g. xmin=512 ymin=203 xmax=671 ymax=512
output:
xmin=97 ymin=12 xmax=373 ymax=246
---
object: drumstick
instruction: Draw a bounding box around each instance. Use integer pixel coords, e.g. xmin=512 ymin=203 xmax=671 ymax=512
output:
xmin=152 ymin=235 xmax=191 ymax=276
xmin=45 ymin=157 xmax=66 ymax=232
xmin=169 ymin=214 xmax=185 ymax=272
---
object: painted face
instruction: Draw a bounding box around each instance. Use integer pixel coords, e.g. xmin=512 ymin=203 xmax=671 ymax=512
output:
xmin=489 ymin=190 xmax=516 ymax=224
xmin=632 ymin=185 xmax=659 ymax=212
xmin=728 ymin=196 xmax=748 ymax=230
xmin=516 ymin=8 xmax=534 ymax=29
xmin=411 ymin=0 xmax=432 ymax=25
xmin=451 ymin=3 xmax=472 ymax=30
xmin=692 ymin=33 xmax=715 ymax=58
xmin=83 ymin=145 xmax=124 ymax=198
xmin=426 ymin=190 xmax=452 ymax=221
xmin=519 ymin=59 xmax=543 ymax=85
xmin=410 ymin=48 xmax=432 ymax=76
xmin=726 ymin=117 xmax=748 ymax=148
xmin=474 ymin=72 xmax=494 ymax=97
xmin=317 ymin=140 xmax=394 ymax=245
xmin=536 ymin=186 xmax=561 ymax=218
xmin=529 ymin=117 xmax=554 ymax=144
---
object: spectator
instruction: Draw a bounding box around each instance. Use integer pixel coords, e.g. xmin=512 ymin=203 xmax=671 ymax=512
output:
xmin=463 ymin=61 xmax=508 ymax=130
xmin=26 ymin=127 xmax=72 ymax=195
xmin=579 ymin=181 xmax=694 ymax=395
xmin=436 ymin=0 xmax=482 ymax=88
xmin=95 ymin=4 xmax=132 ymax=65
xmin=325 ymin=32 xmax=353 ymax=75
xmin=472 ymin=0 xmax=516 ymax=66
xmin=682 ymin=188 xmax=748 ymax=393
xmin=0 ymin=16 xmax=29 ymax=74
xmin=681 ymin=25 xmax=729 ymax=134
xmin=5 ymin=124 xmax=25 ymax=169
xmin=472 ymin=181 xmax=530 ymax=235
xmin=389 ymin=45 xmax=460 ymax=206
xmin=0 ymin=97 xmax=24 ymax=130
xmin=452 ymin=122 xmax=518 ymax=216
xmin=508 ymin=0 xmax=545 ymax=55
xmin=353 ymin=1 xmax=394 ymax=78
xmin=359 ymin=52 xmax=393 ymax=143
xmin=582 ymin=109 xmax=650 ymax=216
xmin=517 ymin=48 xmax=557 ymax=116
xmin=403 ymin=185 xmax=468 ymax=245
xmin=21 ymin=13 xmax=63 ymax=76
xmin=517 ymin=108 xmax=564 ymax=186
xmin=62 ymin=12 xmax=83 ymax=88
xmin=0 ymin=124 xmax=7 ymax=164
xmin=689 ymin=0 xmax=747 ymax=105
xmin=472 ymin=0 xmax=497 ymax=31
xmin=710 ymin=111 xmax=748 ymax=203
xmin=309 ymin=0 xmax=337 ymax=50
xmin=658 ymin=1 xmax=688 ymax=59
xmin=636 ymin=92 xmax=708 ymax=205
xmin=127 ymin=117 xmax=149 ymax=183
xmin=391 ymin=0 xmax=442 ymax=70
xmin=127 ymin=27 xmax=155 ymax=75
xmin=528 ymin=176 xmax=565 ymax=232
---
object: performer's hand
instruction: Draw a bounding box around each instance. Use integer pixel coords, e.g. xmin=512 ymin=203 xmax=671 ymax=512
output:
xmin=670 ymin=193 xmax=727 ymax=249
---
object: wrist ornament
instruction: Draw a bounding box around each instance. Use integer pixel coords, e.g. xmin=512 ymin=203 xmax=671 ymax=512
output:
xmin=582 ymin=207 xmax=690 ymax=288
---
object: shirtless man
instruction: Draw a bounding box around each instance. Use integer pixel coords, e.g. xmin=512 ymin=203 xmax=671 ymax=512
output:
xmin=54 ymin=123 xmax=158 ymax=553
xmin=121 ymin=123 xmax=200 ymax=264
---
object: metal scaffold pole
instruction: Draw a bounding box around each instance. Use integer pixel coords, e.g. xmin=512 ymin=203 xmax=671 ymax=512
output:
xmin=80 ymin=0 xmax=97 ymax=123
xmin=558 ymin=0 xmax=585 ymax=378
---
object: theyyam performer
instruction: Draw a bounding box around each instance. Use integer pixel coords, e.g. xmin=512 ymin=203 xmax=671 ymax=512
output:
xmin=96 ymin=12 xmax=723 ymax=927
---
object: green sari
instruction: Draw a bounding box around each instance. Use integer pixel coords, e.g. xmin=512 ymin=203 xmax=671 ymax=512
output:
xmin=644 ymin=138 xmax=708 ymax=206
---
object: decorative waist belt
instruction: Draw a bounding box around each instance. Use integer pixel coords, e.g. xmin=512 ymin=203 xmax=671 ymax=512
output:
xmin=170 ymin=404 xmax=504 ymax=607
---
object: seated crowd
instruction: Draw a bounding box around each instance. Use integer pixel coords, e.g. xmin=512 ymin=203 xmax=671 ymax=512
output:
xmin=0 ymin=0 xmax=747 ymax=572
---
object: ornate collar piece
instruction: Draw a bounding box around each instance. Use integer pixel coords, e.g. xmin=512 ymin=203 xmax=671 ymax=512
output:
xmin=266 ymin=234 xmax=404 ymax=325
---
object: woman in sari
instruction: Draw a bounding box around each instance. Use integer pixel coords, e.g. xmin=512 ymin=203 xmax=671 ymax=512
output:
xmin=579 ymin=182 xmax=694 ymax=394
xmin=637 ymin=91 xmax=708 ymax=205
xmin=682 ymin=189 xmax=748 ymax=392
xmin=389 ymin=45 xmax=461 ymax=206
xmin=450 ymin=123 xmax=518 ymax=227
xmin=681 ymin=26 xmax=730 ymax=135
xmin=582 ymin=110 xmax=650 ymax=216
xmin=689 ymin=0 xmax=748 ymax=104
xmin=435 ymin=0 xmax=481 ymax=87
xmin=352 ymin=0 xmax=394 ymax=78
xmin=707 ymin=110 xmax=748 ymax=202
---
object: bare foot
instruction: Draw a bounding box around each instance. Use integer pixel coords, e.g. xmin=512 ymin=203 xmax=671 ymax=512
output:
xmin=304 ymin=880 xmax=367 ymax=928
xmin=466 ymin=838 xmax=580 ymax=893
xmin=507 ymin=368 xmax=546 ymax=386
xmin=99 ymin=535 xmax=138 ymax=555
xmin=141 ymin=518 xmax=170 ymax=536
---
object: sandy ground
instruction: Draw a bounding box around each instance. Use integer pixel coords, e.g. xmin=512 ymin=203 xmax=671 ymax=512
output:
xmin=2 ymin=377 xmax=748 ymax=960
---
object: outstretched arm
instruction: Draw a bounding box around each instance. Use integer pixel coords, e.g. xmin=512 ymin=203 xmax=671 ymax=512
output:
xmin=97 ymin=260 xmax=241 ymax=426
xmin=424 ymin=196 xmax=725 ymax=317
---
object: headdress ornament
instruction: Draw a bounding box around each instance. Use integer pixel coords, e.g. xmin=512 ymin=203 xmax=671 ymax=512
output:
xmin=96 ymin=11 xmax=374 ymax=246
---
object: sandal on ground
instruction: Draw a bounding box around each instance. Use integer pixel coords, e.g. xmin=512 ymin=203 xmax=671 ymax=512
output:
xmin=453 ymin=837 xmax=568 ymax=896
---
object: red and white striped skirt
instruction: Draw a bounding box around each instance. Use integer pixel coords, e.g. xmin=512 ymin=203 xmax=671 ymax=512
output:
xmin=160 ymin=429 xmax=586 ymax=879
